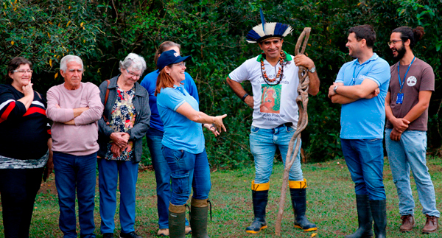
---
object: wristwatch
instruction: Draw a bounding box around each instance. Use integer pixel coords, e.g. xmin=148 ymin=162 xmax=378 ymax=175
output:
xmin=241 ymin=93 xmax=249 ymax=101
xmin=308 ymin=66 xmax=316 ymax=73
xmin=333 ymin=85 xmax=338 ymax=94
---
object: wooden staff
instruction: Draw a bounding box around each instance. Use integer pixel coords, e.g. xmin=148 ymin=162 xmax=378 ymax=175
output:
xmin=275 ymin=27 xmax=311 ymax=236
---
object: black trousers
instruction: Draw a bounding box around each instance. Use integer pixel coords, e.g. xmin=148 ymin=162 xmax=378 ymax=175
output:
xmin=0 ymin=167 xmax=44 ymax=238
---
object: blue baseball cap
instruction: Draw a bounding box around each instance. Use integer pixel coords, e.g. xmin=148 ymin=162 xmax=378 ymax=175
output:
xmin=157 ymin=49 xmax=191 ymax=71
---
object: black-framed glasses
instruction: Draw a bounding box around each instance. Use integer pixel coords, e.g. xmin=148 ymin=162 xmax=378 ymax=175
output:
xmin=387 ymin=40 xmax=402 ymax=46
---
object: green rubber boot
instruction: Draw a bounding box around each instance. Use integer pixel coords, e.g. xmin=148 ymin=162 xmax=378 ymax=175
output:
xmin=190 ymin=197 xmax=210 ymax=238
xmin=169 ymin=203 xmax=186 ymax=238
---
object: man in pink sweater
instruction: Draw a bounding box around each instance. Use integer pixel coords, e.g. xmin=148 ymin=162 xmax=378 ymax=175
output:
xmin=46 ymin=55 xmax=104 ymax=238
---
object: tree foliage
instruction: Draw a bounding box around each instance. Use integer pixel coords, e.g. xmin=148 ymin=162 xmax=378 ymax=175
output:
xmin=1 ymin=0 xmax=441 ymax=168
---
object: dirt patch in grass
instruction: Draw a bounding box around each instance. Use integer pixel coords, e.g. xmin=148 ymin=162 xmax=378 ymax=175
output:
xmin=38 ymin=175 xmax=57 ymax=195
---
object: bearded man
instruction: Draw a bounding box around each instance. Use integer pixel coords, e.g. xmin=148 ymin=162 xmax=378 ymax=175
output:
xmin=385 ymin=26 xmax=439 ymax=234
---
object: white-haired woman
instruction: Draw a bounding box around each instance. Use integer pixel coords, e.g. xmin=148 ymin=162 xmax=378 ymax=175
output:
xmin=98 ymin=53 xmax=151 ymax=238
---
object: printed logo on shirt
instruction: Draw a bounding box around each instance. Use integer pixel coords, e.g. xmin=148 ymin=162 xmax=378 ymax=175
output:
xmin=407 ymin=76 xmax=417 ymax=86
xmin=260 ymin=84 xmax=281 ymax=114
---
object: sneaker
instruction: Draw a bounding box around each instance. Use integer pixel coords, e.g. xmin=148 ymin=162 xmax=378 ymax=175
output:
xmin=422 ymin=215 xmax=438 ymax=234
xmin=157 ymin=229 xmax=169 ymax=236
xmin=399 ymin=215 xmax=415 ymax=232
xmin=120 ymin=231 xmax=142 ymax=238
xmin=103 ymin=234 xmax=114 ymax=238
xmin=185 ymin=226 xmax=192 ymax=235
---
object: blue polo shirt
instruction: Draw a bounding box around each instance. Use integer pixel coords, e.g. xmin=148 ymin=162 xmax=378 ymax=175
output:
xmin=335 ymin=53 xmax=391 ymax=139
xmin=140 ymin=71 xmax=199 ymax=132
xmin=157 ymin=85 xmax=204 ymax=154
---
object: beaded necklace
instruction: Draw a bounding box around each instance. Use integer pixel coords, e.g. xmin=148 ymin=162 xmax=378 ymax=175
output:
xmin=260 ymin=51 xmax=285 ymax=85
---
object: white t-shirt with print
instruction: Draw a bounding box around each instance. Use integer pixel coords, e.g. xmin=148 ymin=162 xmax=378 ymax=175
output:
xmin=229 ymin=53 xmax=299 ymax=129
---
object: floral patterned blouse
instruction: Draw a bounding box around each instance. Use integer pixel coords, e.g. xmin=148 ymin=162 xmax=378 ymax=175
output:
xmin=105 ymin=85 xmax=137 ymax=161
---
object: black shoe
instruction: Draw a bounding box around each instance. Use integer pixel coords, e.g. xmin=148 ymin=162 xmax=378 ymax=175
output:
xmin=345 ymin=195 xmax=373 ymax=238
xmin=245 ymin=188 xmax=269 ymax=234
xmin=103 ymin=234 xmax=113 ymax=238
xmin=290 ymin=183 xmax=317 ymax=232
xmin=120 ymin=231 xmax=142 ymax=238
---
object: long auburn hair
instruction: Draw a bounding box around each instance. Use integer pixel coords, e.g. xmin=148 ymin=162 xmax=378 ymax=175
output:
xmin=155 ymin=67 xmax=176 ymax=96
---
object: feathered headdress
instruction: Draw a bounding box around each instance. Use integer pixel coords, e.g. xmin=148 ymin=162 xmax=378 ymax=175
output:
xmin=246 ymin=9 xmax=293 ymax=44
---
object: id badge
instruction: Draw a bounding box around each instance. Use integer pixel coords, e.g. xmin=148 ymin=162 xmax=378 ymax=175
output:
xmin=396 ymin=93 xmax=404 ymax=104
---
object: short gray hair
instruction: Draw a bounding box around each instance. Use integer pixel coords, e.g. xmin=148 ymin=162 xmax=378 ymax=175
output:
xmin=119 ymin=53 xmax=147 ymax=74
xmin=60 ymin=55 xmax=83 ymax=72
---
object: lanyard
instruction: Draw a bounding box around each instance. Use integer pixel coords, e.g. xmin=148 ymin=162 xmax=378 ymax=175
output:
xmin=398 ymin=56 xmax=415 ymax=93
xmin=352 ymin=64 xmax=363 ymax=85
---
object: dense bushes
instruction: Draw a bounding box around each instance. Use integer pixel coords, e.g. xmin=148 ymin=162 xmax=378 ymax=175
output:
xmin=1 ymin=0 xmax=441 ymax=168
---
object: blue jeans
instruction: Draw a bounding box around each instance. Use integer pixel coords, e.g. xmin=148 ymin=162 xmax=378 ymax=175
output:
xmin=53 ymin=152 xmax=97 ymax=238
xmin=146 ymin=128 xmax=190 ymax=228
xmin=98 ymin=159 xmax=139 ymax=234
xmin=385 ymin=129 xmax=440 ymax=217
xmin=162 ymin=146 xmax=211 ymax=206
xmin=341 ymin=139 xmax=386 ymax=200
xmin=249 ymin=125 xmax=303 ymax=184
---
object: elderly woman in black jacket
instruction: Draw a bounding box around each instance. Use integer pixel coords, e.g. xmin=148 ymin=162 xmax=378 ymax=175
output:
xmin=97 ymin=53 xmax=150 ymax=238
xmin=0 ymin=57 xmax=53 ymax=238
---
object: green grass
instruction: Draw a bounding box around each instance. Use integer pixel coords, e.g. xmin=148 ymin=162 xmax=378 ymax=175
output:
xmin=1 ymin=157 xmax=442 ymax=237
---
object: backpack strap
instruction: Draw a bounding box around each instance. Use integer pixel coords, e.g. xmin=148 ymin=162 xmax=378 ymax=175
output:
xmin=103 ymin=79 xmax=110 ymax=122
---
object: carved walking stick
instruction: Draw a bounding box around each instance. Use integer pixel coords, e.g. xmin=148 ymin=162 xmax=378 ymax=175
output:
xmin=275 ymin=27 xmax=311 ymax=236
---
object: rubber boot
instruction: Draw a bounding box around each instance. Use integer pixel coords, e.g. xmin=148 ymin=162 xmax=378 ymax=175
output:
xmin=290 ymin=179 xmax=317 ymax=232
xmin=245 ymin=181 xmax=269 ymax=234
xmin=370 ymin=200 xmax=387 ymax=238
xmin=169 ymin=203 xmax=186 ymax=238
xmin=190 ymin=197 xmax=209 ymax=238
xmin=345 ymin=195 xmax=373 ymax=238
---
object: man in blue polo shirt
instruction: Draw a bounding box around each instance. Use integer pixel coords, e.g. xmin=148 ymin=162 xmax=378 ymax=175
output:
xmin=328 ymin=25 xmax=390 ymax=238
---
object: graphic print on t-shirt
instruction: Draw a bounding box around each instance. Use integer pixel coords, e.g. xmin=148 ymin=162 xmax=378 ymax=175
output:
xmin=407 ymin=76 xmax=417 ymax=86
xmin=260 ymin=84 xmax=281 ymax=114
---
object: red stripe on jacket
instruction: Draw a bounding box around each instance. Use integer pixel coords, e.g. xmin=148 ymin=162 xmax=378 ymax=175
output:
xmin=23 ymin=107 xmax=46 ymax=117
xmin=0 ymin=101 xmax=16 ymax=123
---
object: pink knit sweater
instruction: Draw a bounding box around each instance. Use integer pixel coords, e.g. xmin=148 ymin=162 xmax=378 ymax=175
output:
xmin=46 ymin=82 xmax=104 ymax=156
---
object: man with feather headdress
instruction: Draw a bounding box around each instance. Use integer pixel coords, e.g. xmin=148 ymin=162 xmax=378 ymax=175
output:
xmin=226 ymin=10 xmax=320 ymax=234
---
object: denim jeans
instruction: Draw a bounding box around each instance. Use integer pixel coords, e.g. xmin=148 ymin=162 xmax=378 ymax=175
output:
xmin=385 ymin=129 xmax=440 ymax=217
xmin=162 ymin=146 xmax=211 ymax=206
xmin=146 ymin=128 xmax=190 ymax=228
xmin=53 ymin=152 xmax=97 ymax=238
xmin=341 ymin=139 xmax=386 ymax=200
xmin=0 ymin=167 xmax=44 ymax=238
xmin=98 ymin=159 xmax=139 ymax=234
xmin=249 ymin=125 xmax=303 ymax=184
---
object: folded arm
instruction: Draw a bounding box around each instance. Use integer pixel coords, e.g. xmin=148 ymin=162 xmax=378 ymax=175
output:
xmin=74 ymin=86 xmax=104 ymax=125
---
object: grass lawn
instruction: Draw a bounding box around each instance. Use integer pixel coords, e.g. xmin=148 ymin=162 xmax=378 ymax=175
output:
xmin=1 ymin=157 xmax=441 ymax=237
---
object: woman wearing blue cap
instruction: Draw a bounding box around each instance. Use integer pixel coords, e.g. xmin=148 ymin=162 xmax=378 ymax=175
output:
xmin=140 ymin=41 xmax=198 ymax=236
xmin=155 ymin=49 xmax=227 ymax=238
